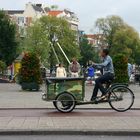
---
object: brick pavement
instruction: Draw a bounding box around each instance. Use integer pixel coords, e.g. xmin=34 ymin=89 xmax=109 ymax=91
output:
xmin=0 ymin=116 xmax=140 ymax=132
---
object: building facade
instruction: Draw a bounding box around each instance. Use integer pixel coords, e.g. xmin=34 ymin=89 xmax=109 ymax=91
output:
xmin=86 ymin=34 xmax=102 ymax=50
xmin=5 ymin=2 xmax=45 ymax=37
xmin=5 ymin=2 xmax=79 ymax=37
xmin=47 ymin=9 xmax=79 ymax=32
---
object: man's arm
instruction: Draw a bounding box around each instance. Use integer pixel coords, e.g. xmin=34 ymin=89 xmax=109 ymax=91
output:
xmin=93 ymin=57 xmax=110 ymax=69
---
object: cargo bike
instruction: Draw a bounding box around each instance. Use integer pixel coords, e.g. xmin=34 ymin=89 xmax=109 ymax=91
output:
xmin=42 ymin=77 xmax=135 ymax=113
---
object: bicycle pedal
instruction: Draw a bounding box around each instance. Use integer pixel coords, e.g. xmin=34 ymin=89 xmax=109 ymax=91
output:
xmin=97 ymin=98 xmax=108 ymax=103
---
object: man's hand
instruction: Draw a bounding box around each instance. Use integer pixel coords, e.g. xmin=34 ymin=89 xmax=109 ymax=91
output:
xmin=92 ymin=62 xmax=96 ymax=65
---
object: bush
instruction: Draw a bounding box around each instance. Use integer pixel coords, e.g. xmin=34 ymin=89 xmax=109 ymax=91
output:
xmin=0 ymin=60 xmax=6 ymax=73
xmin=19 ymin=52 xmax=42 ymax=85
xmin=113 ymin=54 xmax=129 ymax=83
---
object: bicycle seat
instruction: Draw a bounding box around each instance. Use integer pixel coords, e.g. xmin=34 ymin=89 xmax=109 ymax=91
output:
xmin=105 ymin=79 xmax=114 ymax=85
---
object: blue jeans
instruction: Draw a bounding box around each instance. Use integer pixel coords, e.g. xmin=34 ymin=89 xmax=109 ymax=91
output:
xmin=91 ymin=73 xmax=114 ymax=99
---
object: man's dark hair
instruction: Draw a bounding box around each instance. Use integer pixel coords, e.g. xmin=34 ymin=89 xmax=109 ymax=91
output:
xmin=102 ymin=48 xmax=109 ymax=55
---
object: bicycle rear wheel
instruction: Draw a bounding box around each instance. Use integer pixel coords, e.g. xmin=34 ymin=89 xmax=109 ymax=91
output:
xmin=108 ymin=85 xmax=135 ymax=112
xmin=54 ymin=92 xmax=76 ymax=113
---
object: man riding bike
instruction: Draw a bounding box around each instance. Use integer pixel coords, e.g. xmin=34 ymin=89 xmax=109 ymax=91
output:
xmin=91 ymin=49 xmax=114 ymax=102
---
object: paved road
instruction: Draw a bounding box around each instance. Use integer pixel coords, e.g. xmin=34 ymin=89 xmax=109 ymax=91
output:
xmin=0 ymin=109 xmax=139 ymax=117
xmin=0 ymin=135 xmax=139 ymax=140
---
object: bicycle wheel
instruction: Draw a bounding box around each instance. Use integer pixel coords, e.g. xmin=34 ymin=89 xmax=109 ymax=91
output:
xmin=108 ymin=85 xmax=135 ymax=112
xmin=54 ymin=92 xmax=76 ymax=113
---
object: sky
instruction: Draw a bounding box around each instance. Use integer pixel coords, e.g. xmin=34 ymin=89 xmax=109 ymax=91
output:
xmin=0 ymin=0 xmax=140 ymax=33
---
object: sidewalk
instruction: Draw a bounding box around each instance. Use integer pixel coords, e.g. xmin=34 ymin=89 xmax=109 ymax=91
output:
xmin=0 ymin=114 xmax=140 ymax=135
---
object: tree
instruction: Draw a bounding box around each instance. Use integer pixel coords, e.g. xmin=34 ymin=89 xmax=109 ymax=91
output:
xmin=0 ymin=60 xmax=6 ymax=74
xmin=23 ymin=16 xmax=80 ymax=66
xmin=0 ymin=10 xmax=18 ymax=66
xmin=112 ymin=24 xmax=140 ymax=59
xmin=95 ymin=15 xmax=124 ymax=48
xmin=23 ymin=21 xmax=50 ymax=65
xmin=95 ymin=15 xmax=140 ymax=61
xmin=79 ymin=35 xmax=99 ymax=67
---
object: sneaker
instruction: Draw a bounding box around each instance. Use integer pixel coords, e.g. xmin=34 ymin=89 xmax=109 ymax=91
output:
xmin=99 ymin=94 xmax=108 ymax=101
xmin=90 ymin=98 xmax=98 ymax=104
xmin=90 ymin=97 xmax=96 ymax=101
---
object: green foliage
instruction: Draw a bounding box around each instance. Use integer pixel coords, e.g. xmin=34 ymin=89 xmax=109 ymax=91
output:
xmin=133 ymin=42 xmax=140 ymax=65
xmin=19 ymin=52 xmax=42 ymax=84
xmin=23 ymin=21 xmax=50 ymax=65
xmin=95 ymin=15 xmax=124 ymax=48
xmin=0 ymin=10 xmax=18 ymax=66
xmin=113 ymin=54 xmax=129 ymax=83
xmin=23 ymin=16 xmax=80 ymax=66
xmin=79 ymin=36 xmax=99 ymax=67
xmin=50 ymin=5 xmax=59 ymax=10
xmin=95 ymin=15 xmax=140 ymax=62
xmin=0 ymin=60 xmax=6 ymax=72
xmin=111 ymin=25 xmax=140 ymax=58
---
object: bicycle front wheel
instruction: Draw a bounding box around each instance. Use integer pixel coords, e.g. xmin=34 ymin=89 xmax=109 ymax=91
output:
xmin=109 ymin=86 xmax=135 ymax=112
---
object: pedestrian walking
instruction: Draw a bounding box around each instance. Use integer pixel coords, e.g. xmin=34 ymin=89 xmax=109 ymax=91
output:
xmin=128 ymin=63 xmax=133 ymax=78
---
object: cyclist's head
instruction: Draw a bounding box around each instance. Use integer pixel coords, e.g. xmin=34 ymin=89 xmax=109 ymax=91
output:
xmin=101 ymin=48 xmax=109 ymax=57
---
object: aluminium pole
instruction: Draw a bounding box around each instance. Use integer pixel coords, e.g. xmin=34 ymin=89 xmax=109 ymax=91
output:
xmin=50 ymin=42 xmax=60 ymax=64
xmin=56 ymin=42 xmax=71 ymax=64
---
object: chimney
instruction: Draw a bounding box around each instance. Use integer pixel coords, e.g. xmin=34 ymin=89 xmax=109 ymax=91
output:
xmin=36 ymin=4 xmax=42 ymax=7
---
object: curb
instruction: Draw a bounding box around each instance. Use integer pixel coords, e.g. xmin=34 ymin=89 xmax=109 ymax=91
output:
xmin=0 ymin=129 xmax=140 ymax=136
xmin=0 ymin=108 xmax=140 ymax=110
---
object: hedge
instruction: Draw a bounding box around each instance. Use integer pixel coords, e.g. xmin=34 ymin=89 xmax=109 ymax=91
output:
xmin=19 ymin=52 xmax=42 ymax=84
xmin=113 ymin=54 xmax=129 ymax=83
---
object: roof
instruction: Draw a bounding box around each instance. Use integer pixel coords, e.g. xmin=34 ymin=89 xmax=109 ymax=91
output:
xmin=32 ymin=5 xmax=44 ymax=13
xmin=86 ymin=34 xmax=101 ymax=39
xmin=48 ymin=11 xmax=63 ymax=16
xmin=5 ymin=10 xmax=24 ymax=15
xmin=86 ymin=34 xmax=96 ymax=39
xmin=64 ymin=9 xmax=74 ymax=15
